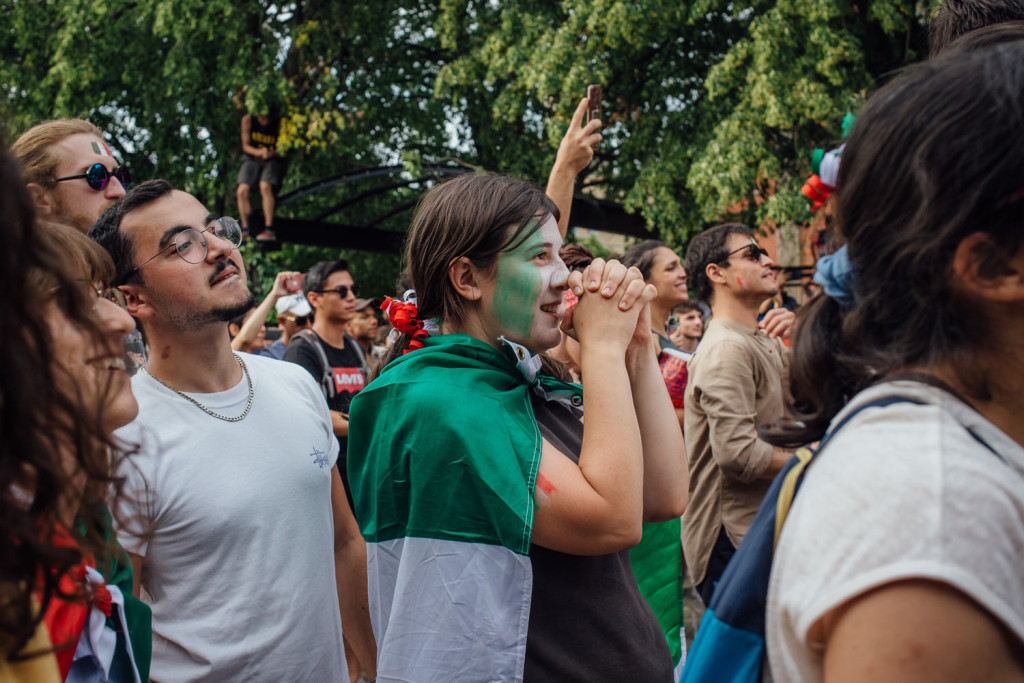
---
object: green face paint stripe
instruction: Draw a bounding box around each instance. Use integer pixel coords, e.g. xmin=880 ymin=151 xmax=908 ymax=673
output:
xmin=493 ymin=219 xmax=544 ymax=338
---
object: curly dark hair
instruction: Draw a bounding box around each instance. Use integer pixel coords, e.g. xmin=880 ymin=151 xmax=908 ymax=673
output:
xmin=0 ymin=145 xmax=127 ymax=660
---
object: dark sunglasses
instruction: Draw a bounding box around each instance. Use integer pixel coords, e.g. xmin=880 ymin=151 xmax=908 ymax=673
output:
xmin=55 ymin=163 xmax=131 ymax=192
xmin=315 ymin=284 xmax=360 ymax=298
xmin=719 ymin=241 xmax=770 ymax=264
xmin=283 ymin=314 xmax=309 ymax=326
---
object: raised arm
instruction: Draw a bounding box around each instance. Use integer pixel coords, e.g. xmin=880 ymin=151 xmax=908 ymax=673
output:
xmin=231 ymin=271 xmax=299 ymax=353
xmin=529 ymin=264 xmax=655 ymax=555
xmin=574 ymin=259 xmax=688 ymax=521
xmin=545 ymin=97 xmax=603 ymax=239
xmin=623 ymin=308 xmax=688 ymax=521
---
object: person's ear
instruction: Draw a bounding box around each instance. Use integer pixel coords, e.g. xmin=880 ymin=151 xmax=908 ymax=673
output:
xmin=305 ymin=291 xmax=321 ymax=311
xmin=448 ymin=256 xmax=483 ymax=301
xmin=118 ymin=284 xmax=153 ymax=320
xmin=953 ymin=233 xmax=1024 ymax=303
xmin=706 ymin=262 xmax=728 ymax=287
xmin=26 ymin=183 xmax=57 ymax=217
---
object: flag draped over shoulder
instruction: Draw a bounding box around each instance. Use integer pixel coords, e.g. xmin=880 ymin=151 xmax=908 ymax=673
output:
xmin=348 ymin=333 xmax=581 ymax=682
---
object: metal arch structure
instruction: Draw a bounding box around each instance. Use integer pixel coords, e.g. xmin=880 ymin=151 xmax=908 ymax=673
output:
xmin=258 ymin=164 xmax=656 ymax=254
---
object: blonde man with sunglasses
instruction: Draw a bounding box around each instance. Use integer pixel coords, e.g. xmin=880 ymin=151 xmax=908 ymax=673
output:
xmin=680 ymin=223 xmax=795 ymax=610
xmin=13 ymin=118 xmax=130 ymax=233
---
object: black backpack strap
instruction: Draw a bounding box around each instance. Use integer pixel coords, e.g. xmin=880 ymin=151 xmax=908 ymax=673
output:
xmin=292 ymin=330 xmax=336 ymax=400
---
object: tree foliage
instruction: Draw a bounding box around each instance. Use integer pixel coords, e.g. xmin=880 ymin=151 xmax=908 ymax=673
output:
xmin=1 ymin=0 xmax=934 ymax=294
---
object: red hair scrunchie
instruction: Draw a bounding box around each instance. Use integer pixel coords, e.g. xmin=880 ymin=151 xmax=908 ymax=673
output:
xmin=381 ymin=296 xmax=429 ymax=354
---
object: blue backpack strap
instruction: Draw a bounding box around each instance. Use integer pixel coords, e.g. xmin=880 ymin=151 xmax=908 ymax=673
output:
xmin=680 ymin=394 xmax=925 ymax=683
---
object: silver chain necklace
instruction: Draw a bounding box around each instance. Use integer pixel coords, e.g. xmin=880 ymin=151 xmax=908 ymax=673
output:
xmin=143 ymin=352 xmax=254 ymax=422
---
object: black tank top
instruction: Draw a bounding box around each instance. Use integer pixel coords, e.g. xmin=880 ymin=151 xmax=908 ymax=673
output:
xmin=248 ymin=115 xmax=280 ymax=150
xmin=524 ymin=394 xmax=674 ymax=682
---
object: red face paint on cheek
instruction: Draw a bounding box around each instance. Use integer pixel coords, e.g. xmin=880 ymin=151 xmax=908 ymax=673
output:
xmin=161 ymin=346 xmax=171 ymax=360
xmin=736 ymin=276 xmax=746 ymax=290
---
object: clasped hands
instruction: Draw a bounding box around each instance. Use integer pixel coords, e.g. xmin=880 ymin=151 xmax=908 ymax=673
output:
xmin=561 ymin=258 xmax=657 ymax=354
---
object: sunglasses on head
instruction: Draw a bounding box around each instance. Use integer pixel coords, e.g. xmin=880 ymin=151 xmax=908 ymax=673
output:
xmin=315 ymin=284 xmax=360 ymax=298
xmin=56 ymin=163 xmax=131 ymax=192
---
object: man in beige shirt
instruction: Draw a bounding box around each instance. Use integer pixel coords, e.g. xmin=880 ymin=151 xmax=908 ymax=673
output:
xmin=682 ymin=223 xmax=794 ymax=606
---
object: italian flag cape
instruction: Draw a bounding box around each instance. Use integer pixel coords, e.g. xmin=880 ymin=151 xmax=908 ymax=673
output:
xmin=348 ymin=333 xmax=581 ymax=682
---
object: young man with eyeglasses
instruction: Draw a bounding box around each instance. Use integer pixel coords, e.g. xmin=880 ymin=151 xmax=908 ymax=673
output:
xmin=89 ymin=180 xmax=376 ymax=683
xmin=13 ymin=118 xmax=130 ymax=233
xmin=680 ymin=223 xmax=796 ymax=609
xmin=283 ymin=260 xmax=370 ymax=506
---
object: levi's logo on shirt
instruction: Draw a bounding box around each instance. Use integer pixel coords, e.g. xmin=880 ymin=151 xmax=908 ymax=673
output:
xmin=333 ymin=367 xmax=366 ymax=394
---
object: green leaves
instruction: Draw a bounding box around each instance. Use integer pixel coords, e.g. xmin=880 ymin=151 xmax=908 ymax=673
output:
xmin=2 ymin=0 xmax=929 ymax=277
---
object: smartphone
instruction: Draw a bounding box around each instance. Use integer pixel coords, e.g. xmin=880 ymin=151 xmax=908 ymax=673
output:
xmin=286 ymin=273 xmax=305 ymax=293
xmin=586 ymin=85 xmax=602 ymax=124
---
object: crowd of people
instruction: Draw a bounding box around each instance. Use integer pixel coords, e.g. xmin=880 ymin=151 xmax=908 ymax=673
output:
xmin=2 ymin=1 xmax=1024 ymax=682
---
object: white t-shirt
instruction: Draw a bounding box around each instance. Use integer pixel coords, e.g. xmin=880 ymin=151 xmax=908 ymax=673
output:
xmin=113 ymin=353 xmax=346 ymax=683
xmin=767 ymin=381 xmax=1024 ymax=681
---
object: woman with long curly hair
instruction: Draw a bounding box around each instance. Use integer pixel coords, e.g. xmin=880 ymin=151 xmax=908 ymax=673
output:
xmin=0 ymin=143 xmax=144 ymax=681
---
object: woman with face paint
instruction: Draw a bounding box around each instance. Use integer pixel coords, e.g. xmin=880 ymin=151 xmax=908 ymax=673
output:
xmin=349 ymin=173 xmax=688 ymax=682
xmin=0 ymin=144 xmax=147 ymax=680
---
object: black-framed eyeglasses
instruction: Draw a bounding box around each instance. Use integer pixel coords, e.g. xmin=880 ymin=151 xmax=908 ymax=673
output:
xmin=315 ymin=284 xmax=360 ymax=298
xmin=127 ymin=217 xmax=243 ymax=277
xmin=718 ymin=240 xmax=770 ymax=264
xmin=55 ymin=163 xmax=131 ymax=192
xmin=282 ymin=314 xmax=309 ymax=326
